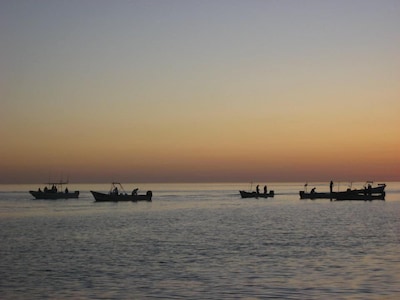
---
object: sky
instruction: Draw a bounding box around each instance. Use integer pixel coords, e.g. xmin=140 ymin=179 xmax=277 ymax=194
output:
xmin=1 ymin=0 xmax=399 ymax=183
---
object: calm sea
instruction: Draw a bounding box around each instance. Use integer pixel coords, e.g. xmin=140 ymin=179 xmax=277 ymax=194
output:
xmin=1 ymin=182 xmax=399 ymax=299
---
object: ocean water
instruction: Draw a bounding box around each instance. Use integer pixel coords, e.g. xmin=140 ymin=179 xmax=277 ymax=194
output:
xmin=0 ymin=182 xmax=399 ymax=299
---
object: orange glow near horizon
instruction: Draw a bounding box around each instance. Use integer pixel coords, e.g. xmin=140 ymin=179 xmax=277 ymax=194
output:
xmin=1 ymin=1 xmax=399 ymax=183
xmin=1 ymin=124 xmax=399 ymax=183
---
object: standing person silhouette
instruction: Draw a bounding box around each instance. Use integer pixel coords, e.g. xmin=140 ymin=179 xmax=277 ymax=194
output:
xmin=256 ymin=185 xmax=260 ymax=194
xmin=330 ymin=181 xmax=334 ymax=193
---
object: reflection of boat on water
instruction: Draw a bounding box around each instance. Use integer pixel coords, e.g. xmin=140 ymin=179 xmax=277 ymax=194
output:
xmin=239 ymin=190 xmax=274 ymax=198
xmin=91 ymin=182 xmax=152 ymax=202
xmin=299 ymin=182 xmax=386 ymax=201
xmin=30 ymin=181 xmax=79 ymax=199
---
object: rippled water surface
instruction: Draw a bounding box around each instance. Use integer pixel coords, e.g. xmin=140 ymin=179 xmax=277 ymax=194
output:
xmin=1 ymin=182 xmax=399 ymax=299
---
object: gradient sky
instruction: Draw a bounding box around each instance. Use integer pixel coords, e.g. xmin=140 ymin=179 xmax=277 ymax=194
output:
xmin=1 ymin=0 xmax=399 ymax=183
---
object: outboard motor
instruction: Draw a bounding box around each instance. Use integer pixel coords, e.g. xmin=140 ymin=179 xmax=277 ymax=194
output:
xmin=146 ymin=191 xmax=153 ymax=201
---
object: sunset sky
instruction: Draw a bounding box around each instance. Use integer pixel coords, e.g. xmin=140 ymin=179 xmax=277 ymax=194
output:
xmin=1 ymin=0 xmax=399 ymax=183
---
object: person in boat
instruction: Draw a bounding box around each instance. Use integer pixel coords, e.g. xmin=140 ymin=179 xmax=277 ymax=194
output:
xmin=38 ymin=188 xmax=42 ymax=192
xmin=256 ymin=185 xmax=260 ymax=194
xmin=65 ymin=187 xmax=69 ymax=193
xmin=311 ymin=187 xmax=316 ymax=194
xmin=132 ymin=188 xmax=138 ymax=196
xmin=44 ymin=186 xmax=48 ymax=192
xmin=113 ymin=187 xmax=118 ymax=195
xmin=330 ymin=181 xmax=333 ymax=193
xmin=367 ymin=184 xmax=372 ymax=195
xmin=264 ymin=185 xmax=267 ymax=194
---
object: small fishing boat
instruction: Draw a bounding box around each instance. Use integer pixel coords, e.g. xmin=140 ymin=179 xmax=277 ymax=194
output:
xmin=335 ymin=192 xmax=385 ymax=201
xmin=299 ymin=182 xmax=386 ymax=200
xmin=239 ymin=190 xmax=275 ymax=198
xmin=240 ymin=183 xmax=274 ymax=199
xmin=91 ymin=182 xmax=152 ymax=202
xmin=300 ymin=191 xmax=386 ymax=200
xmin=30 ymin=181 xmax=79 ymax=199
xmin=299 ymin=191 xmax=336 ymax=200
xmin=351 ymin=182 xmax=386 ymax=194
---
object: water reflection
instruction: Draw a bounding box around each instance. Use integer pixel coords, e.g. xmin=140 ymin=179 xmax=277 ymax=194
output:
xmin=0 ymin=183 xmax=399 ymax=299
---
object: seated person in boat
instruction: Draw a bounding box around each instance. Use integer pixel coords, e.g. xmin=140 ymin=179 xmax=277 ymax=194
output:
xmin=132 ymin=188 xmax=139 ymax=195
xmin=112 ymin=187 xmax=119 ymax=195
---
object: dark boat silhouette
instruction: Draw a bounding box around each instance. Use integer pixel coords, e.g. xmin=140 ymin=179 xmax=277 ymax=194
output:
xmin=299 ymin=182 xmax=386 ymax=201
xmin=335 ymin=192 xmax=385 ymax=201
xmin=299 ymin=191 xmax=336 ymax=200
xmin=30 ymin=181 xmax=79 ymax=199
xmin=91 ymin=182 xmax=152 ymax=202
xmin=239 ymin=190 xmax=275 ymax=198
